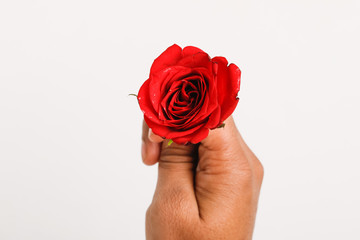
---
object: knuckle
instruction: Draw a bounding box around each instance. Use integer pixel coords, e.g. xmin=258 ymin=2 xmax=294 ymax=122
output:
xmin=145 ymin=205 xmax=153 ymax=223
xmin=149 ymin=201 xmax=197 ymax=238
xmin=149 ymin=187 xmax=200 ymax=230
xmin=253 ymin=158 xmax=264 ymax=182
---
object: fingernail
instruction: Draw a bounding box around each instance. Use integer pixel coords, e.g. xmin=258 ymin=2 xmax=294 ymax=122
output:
xmin=148 ymin=128 xmax=164 ymax=143
xmin=148 ymin=129 xmax=153 ymax=141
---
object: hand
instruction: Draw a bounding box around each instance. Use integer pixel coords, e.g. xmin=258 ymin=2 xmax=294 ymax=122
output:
xmin=141 ymin=116 xmax=264 ymax=240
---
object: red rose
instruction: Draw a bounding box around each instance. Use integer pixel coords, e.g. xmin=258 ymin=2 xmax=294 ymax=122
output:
xmin=137 ymin=44 xmax=241 ymax=144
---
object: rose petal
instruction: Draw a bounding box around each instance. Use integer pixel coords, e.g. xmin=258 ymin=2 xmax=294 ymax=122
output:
xmin=212 ymin=57 xmax=240 ymax=119
xmin=171 ymin=96 xmax=198 ymax=117
xmin=172 ymin=127 xmax=209 ymax=144
xmin=177 ymin=52 xmax=212 ymax=69
xmin=150 ymin=44 xmax=182 ymax=73
xmin=160 ymin=67 xmax=192 ymax=97
xmin=182 ymin=46 xmax=205 ymax=57
xmin=160 ymin=90 xmax=178 ymax=120
xmin=165 ymin=122 xmax=205 ymax=139
xmin=212 ymin=56 xmax=228 ymax=66
xmin=215 ymin=62 xmax=241 ymax=122
xmin=205 ymin=105 xmax=221 ymax=129
xmin=138 ymin=79 xmax=163 ymax=125
xmin=160 ymin=74 xmax=205 ymax=127
xmin=144 ymin=115 xmax=170 ymax=138
xmin=179 ymin=68 xmax=217 ymax=129
xmin=189 ymin=127 xmax=210 ymax=144
xmin=149 ymin=66 xmax=190 ymax=112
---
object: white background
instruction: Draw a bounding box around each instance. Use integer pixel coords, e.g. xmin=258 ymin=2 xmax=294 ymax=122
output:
xmin=0 ymin=0 xmax=359 ymax=239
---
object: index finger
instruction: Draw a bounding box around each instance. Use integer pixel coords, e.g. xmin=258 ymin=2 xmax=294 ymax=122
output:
xmin=141 ymin=120 xmax=161 ymax=165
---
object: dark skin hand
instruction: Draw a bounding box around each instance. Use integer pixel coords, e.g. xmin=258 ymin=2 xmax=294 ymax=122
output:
xmin=141 ymin=116 xmax=264 ymax=240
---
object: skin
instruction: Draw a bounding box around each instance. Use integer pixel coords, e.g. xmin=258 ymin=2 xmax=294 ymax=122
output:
xmin=141 ymin=116 xmax=264 ymax=240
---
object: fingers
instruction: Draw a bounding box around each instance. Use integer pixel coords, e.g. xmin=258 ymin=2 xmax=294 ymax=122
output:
xmin=142 ymin=121 xmax=198 ymax=212
xmin=141 ymin=121 xmax=161 ymax=165
xmin=143 ymin=121 xmax=199 ymax=220
xmin=156 ymin=139 xmax=197 ymax=188
xmin=152 ymin=139 xmax=199 ymax=219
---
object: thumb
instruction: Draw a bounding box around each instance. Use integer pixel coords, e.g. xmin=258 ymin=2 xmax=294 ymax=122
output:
xmin=200 ymin=116 xmax=242 ymax=153
xmin=195 ymin=116 xmax=252 ymax=218
xmin=198 ymin=116 xmax=249 ymax=170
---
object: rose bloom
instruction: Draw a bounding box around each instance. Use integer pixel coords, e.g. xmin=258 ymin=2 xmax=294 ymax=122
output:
xmin=137 ymin=44 xmax=241 ymax=144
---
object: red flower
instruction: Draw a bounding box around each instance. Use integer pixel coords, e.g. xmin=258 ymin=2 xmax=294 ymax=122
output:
xmin=137 ymin=44 xmax=241 ymax=144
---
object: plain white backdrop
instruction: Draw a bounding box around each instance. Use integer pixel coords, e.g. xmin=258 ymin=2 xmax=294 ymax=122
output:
xmin=0 ymin=0 xmax=359 ymax=239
